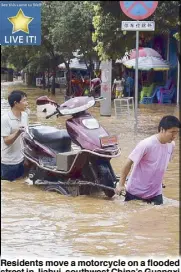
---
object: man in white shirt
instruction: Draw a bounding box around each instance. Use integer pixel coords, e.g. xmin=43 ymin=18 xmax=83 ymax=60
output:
xmin=1 ymin=90 xmax=29 ymax=181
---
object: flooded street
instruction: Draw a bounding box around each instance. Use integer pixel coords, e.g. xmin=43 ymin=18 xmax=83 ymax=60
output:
xmin=1 ymin=81 xmax=180 ymax=257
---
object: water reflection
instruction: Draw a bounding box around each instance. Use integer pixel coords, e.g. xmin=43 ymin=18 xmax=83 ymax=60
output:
xmin=1 ymin=81 xmax=179 ymax=257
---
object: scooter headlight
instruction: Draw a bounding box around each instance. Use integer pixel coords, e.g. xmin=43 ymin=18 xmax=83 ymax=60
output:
xmin=82 ymin=118 xmax=100 ymax=129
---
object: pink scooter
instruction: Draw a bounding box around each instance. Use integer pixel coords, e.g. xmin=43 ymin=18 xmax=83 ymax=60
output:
xmin=22 ymin=96 xmax=121 ymax=198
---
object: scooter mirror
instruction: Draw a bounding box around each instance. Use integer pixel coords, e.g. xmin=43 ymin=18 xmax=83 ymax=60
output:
xmin=36 ymin=96 xmax=58 ymax=106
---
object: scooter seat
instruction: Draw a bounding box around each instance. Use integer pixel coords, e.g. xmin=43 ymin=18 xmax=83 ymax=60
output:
xmin=31 ymin=126 xmax=71 ymax=152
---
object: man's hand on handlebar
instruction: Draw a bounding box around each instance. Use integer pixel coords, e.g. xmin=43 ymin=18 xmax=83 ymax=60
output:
xmin=46 ymin=110 xmax=59 ymax=119
xmin=115 ymin=183 xmax=126 ymax=196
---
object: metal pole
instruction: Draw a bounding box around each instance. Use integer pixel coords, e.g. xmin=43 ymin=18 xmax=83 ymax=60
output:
xmin=177 ymin=59 xmax=180 ymax=105
xmin=134 ymin=30 xmax=139 ymax=131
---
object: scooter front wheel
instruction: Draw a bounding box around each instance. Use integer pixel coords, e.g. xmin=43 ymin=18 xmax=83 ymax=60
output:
xmin=96 ymin=161 xmax=115 ymax=198
xmin=44 ymin=184 xmax=69 ymax=195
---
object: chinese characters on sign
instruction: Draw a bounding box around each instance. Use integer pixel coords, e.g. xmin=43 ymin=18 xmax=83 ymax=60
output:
xmin=121 ymin=21 xmax=155 ymax=31
xmin=102 ymin=84 xmax=109 ymax=92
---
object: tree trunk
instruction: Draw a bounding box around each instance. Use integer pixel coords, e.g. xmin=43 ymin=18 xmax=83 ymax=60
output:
xmin=89 ymin=60 xmax=94 ymax=79
xmin=47 ymin=67 xmax=50 ymax=92
xmin=51 ymin=66 xmax=56 ymax=95
xmin=7 ymin=73 xmax=13 ymax=82
xmin=32 ymin=73 xmax=36 ymax=86
xmin=66 ymin=66 xmax=72 ymax=97
xmin=51 ymin=75 xmax=56 ymax=95
xmin=27 ymin=72 xmax=33 ymax=86
xmin=42 ymin=72 xmax=46 ymax=90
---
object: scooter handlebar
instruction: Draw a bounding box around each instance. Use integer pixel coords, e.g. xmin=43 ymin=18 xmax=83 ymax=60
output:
xmin=95 ymin=96 xmax=106 ymax=102
xmin=45 ymin=110 xmax=58 ymax=119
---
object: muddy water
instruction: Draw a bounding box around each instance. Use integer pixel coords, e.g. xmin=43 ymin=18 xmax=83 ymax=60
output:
xmin=1 ymin=81 xmax=180 ymax=257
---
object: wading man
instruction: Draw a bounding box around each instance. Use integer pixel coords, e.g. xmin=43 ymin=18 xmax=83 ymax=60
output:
xmin=1 ymin=90 xmax=29 ymax=181
xmin=115 ymin=115 xmax=181 ymax=205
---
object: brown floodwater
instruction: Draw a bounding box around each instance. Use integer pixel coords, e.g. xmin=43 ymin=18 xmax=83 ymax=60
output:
xmin=1 ymin=81 xmax=180 ymax=257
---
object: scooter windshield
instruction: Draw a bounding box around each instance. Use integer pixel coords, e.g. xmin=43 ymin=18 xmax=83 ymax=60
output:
xmin=59 ymin=96 xmax=95 ymax=115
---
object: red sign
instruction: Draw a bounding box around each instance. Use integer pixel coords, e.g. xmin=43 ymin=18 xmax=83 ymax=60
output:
xmin=102 ymin=84 xmax=109 ymax=92
xmin=120 ymin=1 xmax=158 ymax=20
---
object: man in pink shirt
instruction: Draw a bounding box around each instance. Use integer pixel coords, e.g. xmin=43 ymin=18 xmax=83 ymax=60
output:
xmin=115 ymin=115 xmax=181 ymax=205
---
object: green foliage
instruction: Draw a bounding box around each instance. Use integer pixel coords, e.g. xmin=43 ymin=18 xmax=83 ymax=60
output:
xmin=51 ymin=1 xmax=98 ymax=66
xmin=92 ymin=2 xmax=135 ymax=60
xmin=173 ymin=21 xmax=181 ymax=41
xmin=92 ymin=1 xmax=181 ymax=60
xmin=173 ymin=32 xmax=181 ymax=41
xmin=1 ymin=2 xmax=98 ymax=72
xmin=152 ymin=1 xmax=180 ymax=32
xmin=1 ymin=45 xmax=37 ymax=71
xmin=1 ymin=0 xmax=180 ymax=76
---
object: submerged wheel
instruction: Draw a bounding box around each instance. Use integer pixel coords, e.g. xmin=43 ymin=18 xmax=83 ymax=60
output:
xmin=97 ymin=161 xmax=115 ymax=198
xmin=44 ymin=185 xmax=69 ymax=195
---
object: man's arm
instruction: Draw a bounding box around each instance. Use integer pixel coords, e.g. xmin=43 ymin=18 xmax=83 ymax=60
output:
xmin=115 ymin=158 xmax=133 ymax=195
xmin=112 ymin=82 xmax=116 ymax=92
xmin=169 ymin=141 xmax=175 ymax=161
xmin=3 ymin=127 xmax=25 ymax=146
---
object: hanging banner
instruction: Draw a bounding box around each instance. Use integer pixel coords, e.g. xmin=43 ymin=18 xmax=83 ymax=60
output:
xmin=36 ymin=77 xmax=42 ymax=86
